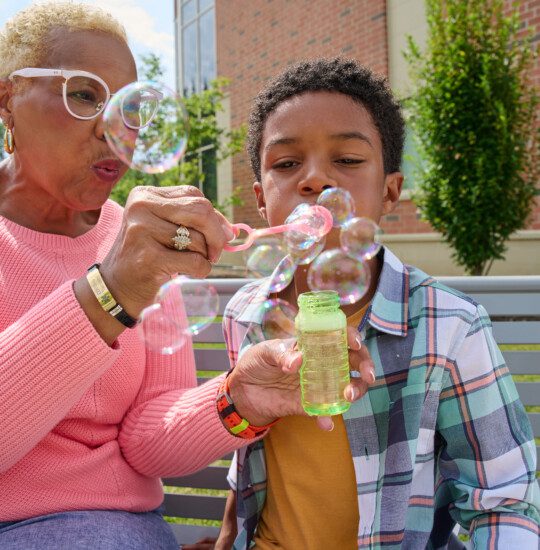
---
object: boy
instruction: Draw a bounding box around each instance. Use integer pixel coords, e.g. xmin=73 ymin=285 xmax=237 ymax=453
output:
xmin=218 ymin=58 xmax=539 ymax=549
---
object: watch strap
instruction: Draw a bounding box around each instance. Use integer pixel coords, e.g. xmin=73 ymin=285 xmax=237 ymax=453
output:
xmin=86 ymin=264 xmax=137 ymax=329
xmin=216 ymin=375 xmax=278 ymax=439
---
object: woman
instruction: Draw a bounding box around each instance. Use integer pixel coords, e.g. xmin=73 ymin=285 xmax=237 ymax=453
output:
xmin=0 ymin=3 xmax=374 ymax=549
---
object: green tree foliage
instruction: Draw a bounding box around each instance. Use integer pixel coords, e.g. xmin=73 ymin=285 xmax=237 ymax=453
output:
xmin=110 ymin=54 xmax=246 ymax=213
xmin=406 ymin=0 xmax=538 ymax=275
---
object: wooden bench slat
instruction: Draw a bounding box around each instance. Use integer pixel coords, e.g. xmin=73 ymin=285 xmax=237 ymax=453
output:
xmin=216 ymin=294 xmax=236 ymax=315
xmin=194 ymin=348 xmax=230 ymax=371
xmin=465 ymin=293 xmax=540 ymax=318
xmin=503 ymin=351 xmax=540 ymax=376
xmin=163 ymin=493 xmax=226 ymax=520
xmin=437 ymin=276 xmax=540 ymax=294
xmin=163 ymin=466 xmax=230 ymax=490
xmin=194 ymin=321 xmax=540 ymax=345
xmin=193 ymin=323 xmax=225 ymax=343
xmin=528 ymin=413 xmax=540 ymax=438
xmin=515 ymin=383 xmax=540 ymax=408
xmin=168 ymin=523 xmax=220 ymax=545
xmin=492 ymin=321 xmax=540 ymax=344
xmin=192 ymin=349 xmax=540 ymax=377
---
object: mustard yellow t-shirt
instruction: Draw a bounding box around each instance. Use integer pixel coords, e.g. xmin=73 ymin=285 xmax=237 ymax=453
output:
xmin=253 ymin=305 xmax=369 ymax=550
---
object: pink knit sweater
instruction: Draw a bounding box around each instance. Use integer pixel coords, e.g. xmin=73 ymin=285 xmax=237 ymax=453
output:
xmin=0 ymin=200 xmax=243 ymax=521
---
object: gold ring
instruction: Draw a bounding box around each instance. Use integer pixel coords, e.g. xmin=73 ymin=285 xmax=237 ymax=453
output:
xmin=172 ymin=225 xmax=191 ymax=251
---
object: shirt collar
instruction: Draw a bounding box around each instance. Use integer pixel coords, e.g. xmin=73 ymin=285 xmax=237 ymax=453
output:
xmin=368 ymin=247 xmax=409 ymax=337
xmin=236 ymin=246 xmax=410 ymax=337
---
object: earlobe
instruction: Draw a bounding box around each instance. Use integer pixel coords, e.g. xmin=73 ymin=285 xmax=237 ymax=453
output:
xmin=382 ymin=172 xmax=404 ymax=215
xmin=253 ymin=181 xmax=268 ymax=221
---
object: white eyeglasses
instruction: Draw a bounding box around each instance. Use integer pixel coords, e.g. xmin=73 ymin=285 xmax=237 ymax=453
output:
xmin=9 ymin=68 xmax=162 ymax=129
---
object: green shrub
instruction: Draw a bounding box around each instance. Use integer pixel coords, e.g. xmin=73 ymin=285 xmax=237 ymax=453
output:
xmin=406 ymin=0 xmax=538 ymax=275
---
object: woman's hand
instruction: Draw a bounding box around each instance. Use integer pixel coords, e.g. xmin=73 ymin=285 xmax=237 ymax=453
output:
xmin=98 ymin=185 xmax=234 ymax=317
xmin=228 ymin=327 xmax=376 ymax=430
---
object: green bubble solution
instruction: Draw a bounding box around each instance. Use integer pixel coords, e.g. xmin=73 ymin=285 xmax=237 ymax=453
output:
xmin=295 ymin=290 xmax=350 ymax=416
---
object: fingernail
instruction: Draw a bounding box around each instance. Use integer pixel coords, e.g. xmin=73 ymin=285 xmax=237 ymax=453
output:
xmin=345 ymin=385 xmax=358 ymax=401
xmin=319 ymin=417 xmax=334 ymax=431
xmin=210 ymin=252 xmax=222 ymax=264
xmin=222 ymin=224 xmax=236 ymax=241
xmin=369 ymin=369 xmax=376 ymax=383
xmin=355 ymin=335 xmax=362 ymax=348
xmin=286 ymin=351 xmax=301 ymax=371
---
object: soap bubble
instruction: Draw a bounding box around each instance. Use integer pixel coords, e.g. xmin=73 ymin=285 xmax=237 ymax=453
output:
xmin=340 ymin=217 xmax=382 ymax=261
xmin=138 ymin=303 xmax=186 ymax=355
xmin=284 ymin=204 xmax=332 ymax=252
xmin=260 ymin=298 xmax=297 ymax=340
xmin=103 ymin=80 xmax=189 ymax=174
xmin=316 ymin=188 xmax=355 ymax=227
xmin=307 ymin=249 xmax=370 ymax=305
xmin=138 ymin=276 xmax=218 ymax=354
xmin=268 ymin=255 xmax=297 ymax=293
xmin=289 ymin=237 xmax=326 ymax=265
xmin=246 ymin=242 xmax=287 ymax=277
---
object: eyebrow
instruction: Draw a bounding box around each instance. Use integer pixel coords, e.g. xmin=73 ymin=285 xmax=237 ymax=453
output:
xmin=264 ymin=132 xmax=373 ymax=150
xmin=330 ymin=132 xmax=373 ymax=147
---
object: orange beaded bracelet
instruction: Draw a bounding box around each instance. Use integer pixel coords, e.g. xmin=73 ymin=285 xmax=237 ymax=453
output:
xmin=216 ymin=375 xmax=279 ymax=439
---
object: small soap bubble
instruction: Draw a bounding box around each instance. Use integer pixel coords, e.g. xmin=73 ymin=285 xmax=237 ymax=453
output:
xmin=138 ymin=276 xmax=219 ymax=354
xmin=316 ymin=188 xmax=355 ymax=227
xmin=138 ymin=303 xmax=186 ymax=355
xmin=103 ymin=80 xmax=189 ymax=174
xmin=246 ymin=242 xmax=287 ymax=277
xmin=260 ymin=298 xmax=297 ymax=340
xmin=268 ymin=255 xmax=297 ymax=293
xmin=307 ymin=249 xmax=370 ymax=305
xmin=340 ymin=217 xmax=382 ymax=261
xmin=289 ymin=237 xmax=326 ymax=265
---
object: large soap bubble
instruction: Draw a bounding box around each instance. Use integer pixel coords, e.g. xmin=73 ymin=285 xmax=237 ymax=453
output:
xmin=104 ymin=80 xmax=189 ymax=174
xmin=138 ymin=276 xmax=218 ymax=354
xmin=307 ymin=249 xmax=370 ymax=305
xmin=340 ymin=217 xmax=382 ymax=261
xmin=260 ymin=298 xmax=297 ymax=340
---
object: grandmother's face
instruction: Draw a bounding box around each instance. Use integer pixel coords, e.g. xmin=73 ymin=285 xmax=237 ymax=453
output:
xmin=8 ymin=28 xmax=137 ymax=211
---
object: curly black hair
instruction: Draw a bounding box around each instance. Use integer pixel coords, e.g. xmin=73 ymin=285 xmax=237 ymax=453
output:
xmin=247 ymin=57 xmax=405 ymax=181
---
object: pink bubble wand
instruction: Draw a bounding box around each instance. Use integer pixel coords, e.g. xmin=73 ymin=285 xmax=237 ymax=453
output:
xmin=224 ymin=205 xmax=333 ymax=252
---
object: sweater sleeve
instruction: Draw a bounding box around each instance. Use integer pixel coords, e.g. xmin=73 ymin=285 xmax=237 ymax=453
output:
xmin=118 ymin=307 xmax=247 ymax=478
xmin=0 ymin=281 xmax=121 ymax=473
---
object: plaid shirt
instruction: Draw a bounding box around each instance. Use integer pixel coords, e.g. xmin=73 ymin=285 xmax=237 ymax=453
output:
xmin=223 ymin=248 xmax=540 ymax=549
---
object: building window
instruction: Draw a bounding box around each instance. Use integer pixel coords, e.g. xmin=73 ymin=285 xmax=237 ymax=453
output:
xmin=179 ymin=0 xmax=216 ymax=96
xmin=176 ymin=0 xmax=218 ymax=202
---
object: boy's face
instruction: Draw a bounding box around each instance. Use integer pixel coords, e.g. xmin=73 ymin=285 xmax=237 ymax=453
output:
xmin=254 ymin=91 xmax=403 ymax=235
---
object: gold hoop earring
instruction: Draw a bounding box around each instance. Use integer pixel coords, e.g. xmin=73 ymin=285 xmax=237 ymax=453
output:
xmin=3 ymin=127 xmax=14 ymax=154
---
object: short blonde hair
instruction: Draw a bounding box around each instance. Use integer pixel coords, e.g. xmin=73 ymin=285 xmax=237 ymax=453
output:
xmin=0 ymin=2 xmax=128 ymax=78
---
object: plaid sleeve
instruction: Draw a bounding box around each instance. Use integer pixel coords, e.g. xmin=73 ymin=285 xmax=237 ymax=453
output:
xmin=435 ymin=304 xmax=540 ymax=547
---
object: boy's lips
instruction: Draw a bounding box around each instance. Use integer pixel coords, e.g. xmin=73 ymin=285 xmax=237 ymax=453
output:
xmin=91 ymin=159 xmax=122 ymax=183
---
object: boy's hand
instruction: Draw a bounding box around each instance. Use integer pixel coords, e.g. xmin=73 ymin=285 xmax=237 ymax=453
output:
xmin=228 ymin=328 xmax=375 ymax=430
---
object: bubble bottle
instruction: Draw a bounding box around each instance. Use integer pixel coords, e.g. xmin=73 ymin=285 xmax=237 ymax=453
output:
xmin=295 ymin=290 xmax=350 ymax=416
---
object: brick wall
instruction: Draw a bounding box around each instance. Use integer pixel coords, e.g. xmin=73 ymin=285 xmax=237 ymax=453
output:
xmin=216 ymin=0 xmax=539 ymax=232
xmin=511 ymin=0 xmax=540 ymax=230
xmin=216 ymin=0 xmax=388 ymax=228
